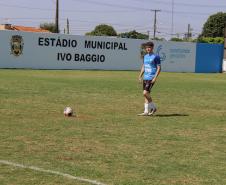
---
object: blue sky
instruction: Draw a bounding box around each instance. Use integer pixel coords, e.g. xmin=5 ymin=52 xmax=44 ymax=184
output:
xmin=0 ymin=0 xmax=226 ymax=39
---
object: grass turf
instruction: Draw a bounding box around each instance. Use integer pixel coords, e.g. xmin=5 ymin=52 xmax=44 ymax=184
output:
xmin=0 ymin=69 xmax=226 ymax=185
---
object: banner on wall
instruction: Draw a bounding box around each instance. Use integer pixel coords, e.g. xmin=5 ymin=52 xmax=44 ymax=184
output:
xmin=0 ymin=30 xmax=197 ymax=72
xmin=153 ymin=41 xmax=196 ymax=72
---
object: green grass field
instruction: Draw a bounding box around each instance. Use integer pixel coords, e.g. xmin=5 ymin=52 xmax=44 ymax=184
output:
xmin=1 ymin=69 xmax=226 ymax=185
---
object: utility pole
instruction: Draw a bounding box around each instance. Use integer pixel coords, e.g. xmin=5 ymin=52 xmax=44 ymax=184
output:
xmin=147 ymin=30 xmax=150 ymax=40
xmin=66 ymin=18 xmax=69 ymax=34
xmin=55 ymin=0 xmax=59 ymax=33
xmin=151 ymin=9 xmax=161 ymax=39
xmin=186 ymin=24 xmax=192 ymax=40
xmin=187 ymin=24 xmax=191 ymax=40
xmin=171 ymin=0 xmax=174 ymax=36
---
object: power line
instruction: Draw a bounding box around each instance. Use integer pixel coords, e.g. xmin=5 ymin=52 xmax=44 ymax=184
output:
xmin=69 ymin=0 xmax=226 ymax=15
xmin=0 ymin=2 xmax=143 ymax=13
xmin=0 ymin=2 xmax=219 ymax=16
xmin=129 ymin=0 xmax=226 ymax=8
xmin=0 ymin=3 xmax=54 ymax=11
xmin=0 ymin=16 xmax=152 ymax=28
xmin=70 ymin=0 xmax=148 ymax=11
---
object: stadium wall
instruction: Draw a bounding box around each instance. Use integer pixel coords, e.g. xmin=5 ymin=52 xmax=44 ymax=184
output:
xmin=195 ymin=43 xmax=224 ymax=73
xmin=0 ymin=30 xmax=223 ymax=73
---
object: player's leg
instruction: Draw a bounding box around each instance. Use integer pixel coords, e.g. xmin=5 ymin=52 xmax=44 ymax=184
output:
xmin=144 ymin=82 xmax=157 ymax=115
xmin=143 ymin=90 xmax=151 ymax=114
xmin=138 ymin=80 xmax=151 ymax=116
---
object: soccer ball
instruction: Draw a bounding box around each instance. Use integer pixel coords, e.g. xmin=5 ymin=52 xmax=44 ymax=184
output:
xmin=64 ymin=107 xmax=73 ymax=116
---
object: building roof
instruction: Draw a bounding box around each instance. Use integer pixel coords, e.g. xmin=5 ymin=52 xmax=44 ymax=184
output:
xmin=12 ymin=25 xmax=50 ymax=33
xmin=0 ymin=24 xmax=50 ymax=33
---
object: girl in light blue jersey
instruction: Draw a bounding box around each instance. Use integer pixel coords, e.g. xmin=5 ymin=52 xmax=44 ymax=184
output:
xmin=138 ymin=41 xmax=161 ymax=116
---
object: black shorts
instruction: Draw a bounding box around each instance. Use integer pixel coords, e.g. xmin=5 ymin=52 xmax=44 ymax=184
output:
xmin=143 ymin=80 xmax=155 ymax=92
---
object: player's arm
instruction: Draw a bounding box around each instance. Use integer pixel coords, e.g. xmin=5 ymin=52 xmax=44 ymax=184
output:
xmin=151 ymin=56 xmax=161 ymax=83
xmin=138 ymin=64 xmax=144 ymax=82
xmin=151 ymin=65 xmax=161 ymax=83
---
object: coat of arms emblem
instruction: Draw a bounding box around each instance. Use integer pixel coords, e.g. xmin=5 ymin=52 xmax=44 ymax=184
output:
xmin=10 ymin=35 xmax=24 ymax=57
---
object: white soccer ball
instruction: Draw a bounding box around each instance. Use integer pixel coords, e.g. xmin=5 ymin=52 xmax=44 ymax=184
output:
xmin=64 ymin=107 xmax=73 ymax=116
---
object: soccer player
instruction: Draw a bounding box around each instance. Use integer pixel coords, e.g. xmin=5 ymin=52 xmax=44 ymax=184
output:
xmin=138 ymin=41 xmax=161 ymax=116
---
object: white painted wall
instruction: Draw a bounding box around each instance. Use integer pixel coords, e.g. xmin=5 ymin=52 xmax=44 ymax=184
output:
xmin=223 ymin=59 xmax=226 ymax=72
xmin=0 ymin=30 xmax=197 ymax=72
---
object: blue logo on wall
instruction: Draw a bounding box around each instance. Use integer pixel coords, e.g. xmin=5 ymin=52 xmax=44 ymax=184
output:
xmin=156 ymin=45 xmax=166 ymax=62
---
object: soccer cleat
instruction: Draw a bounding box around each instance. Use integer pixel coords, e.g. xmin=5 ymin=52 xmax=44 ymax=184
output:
xmin=148 ymin=108 xmax=157 ymax=116
xmin=137 ymin=112 xmax=149 ymax=116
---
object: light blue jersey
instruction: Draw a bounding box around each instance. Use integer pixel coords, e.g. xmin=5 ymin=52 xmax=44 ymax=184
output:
xmin=143 ymin=53 xmax=161 ymax=80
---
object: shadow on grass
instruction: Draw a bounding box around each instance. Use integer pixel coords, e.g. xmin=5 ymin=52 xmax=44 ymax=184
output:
xmin=155 ymin=113 xmax=189 ymax=117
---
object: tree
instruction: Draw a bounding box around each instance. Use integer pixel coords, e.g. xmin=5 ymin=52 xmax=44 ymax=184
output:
xmin=86 ymin=24 xmax=117 ymax=36
xmin=196 ymin=37 xmax=224 ymax=44
xmin=152 ymin=37 xmax=165 ymax=41
xmin=118 ymin=30 xmax=148 ymax=39
xmin=170 ymin=37 xmax=183 ymax=42
xmin=40 ymin=22 xmax=57 ymax=33
xmin=201 ymin=12 xmax=226 ymax=37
